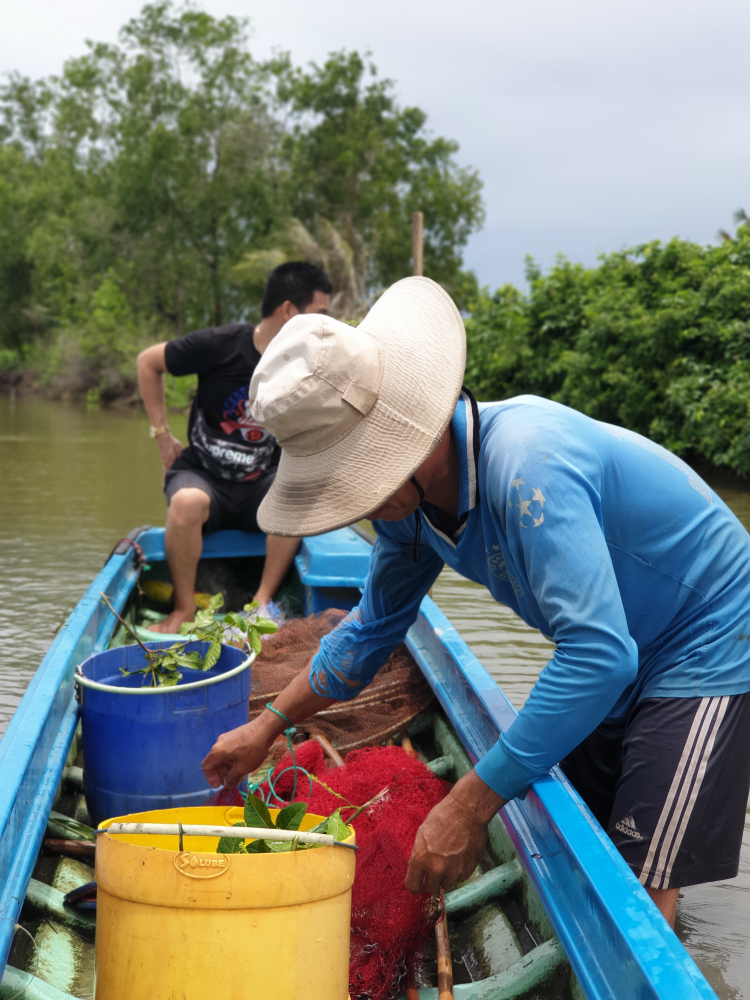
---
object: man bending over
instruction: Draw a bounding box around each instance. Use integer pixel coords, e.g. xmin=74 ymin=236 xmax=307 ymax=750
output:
xmin=137 ymin=261 xmax=331 ymax=633
xmin=202 ymin=277 xmax=750 ymax=927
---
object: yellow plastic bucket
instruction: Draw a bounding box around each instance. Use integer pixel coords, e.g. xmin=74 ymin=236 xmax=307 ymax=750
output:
xmin=94 ymin=805 xmax=356 ymax=1000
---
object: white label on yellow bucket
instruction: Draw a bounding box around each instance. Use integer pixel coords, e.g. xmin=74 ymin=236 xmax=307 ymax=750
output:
xmin=174 ymin=852 xmax=231 ymax=879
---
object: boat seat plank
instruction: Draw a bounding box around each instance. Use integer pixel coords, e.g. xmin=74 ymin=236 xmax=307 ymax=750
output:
xmin=444 ymin=861 xmax=524 ymax=918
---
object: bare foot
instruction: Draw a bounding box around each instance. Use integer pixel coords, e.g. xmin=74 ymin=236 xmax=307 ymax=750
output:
xmin=146 ymin=608 xmax=197 ymax=634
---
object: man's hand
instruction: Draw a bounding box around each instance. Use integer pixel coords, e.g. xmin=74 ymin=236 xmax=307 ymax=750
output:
xmin=203 ymin=670 xmax=337 ymax=789
xmin=157 ymin=432 xmax=184 ymax=473
xmin=202 ymin=719 xmax=277 ymax=789
xmin=405 ymin=769 xmax=507 ymax=896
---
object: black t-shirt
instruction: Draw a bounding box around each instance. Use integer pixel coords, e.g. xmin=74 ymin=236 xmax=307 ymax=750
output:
xmin=164 ymin=323 xmax=280 ymax=483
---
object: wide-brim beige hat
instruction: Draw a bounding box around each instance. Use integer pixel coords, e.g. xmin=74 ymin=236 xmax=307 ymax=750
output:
xmin=250 ymin=276 xmax=466 ymax=536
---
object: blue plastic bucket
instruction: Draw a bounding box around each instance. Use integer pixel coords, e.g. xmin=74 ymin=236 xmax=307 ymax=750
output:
xmin=77 ymin=641 xmax=252 ymax=825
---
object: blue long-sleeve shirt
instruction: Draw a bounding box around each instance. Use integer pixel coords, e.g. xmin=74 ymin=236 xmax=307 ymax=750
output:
xmin=309 ymin=392 xmax=750 ymax=801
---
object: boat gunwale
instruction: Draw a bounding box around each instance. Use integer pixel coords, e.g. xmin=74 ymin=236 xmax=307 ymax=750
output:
xmin=407 ymin=599 xmax=717 ymax=1000
xmin=0 ymin=546 xmax=139 ymax=973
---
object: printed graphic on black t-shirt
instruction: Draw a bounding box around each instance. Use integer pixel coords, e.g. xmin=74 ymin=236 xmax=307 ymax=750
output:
xmin=164 ymin=323 xmax=279 ymax=483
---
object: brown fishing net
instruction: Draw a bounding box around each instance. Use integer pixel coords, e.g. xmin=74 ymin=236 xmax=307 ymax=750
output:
xmin=249 ymin=609 xmax=435 ymax=753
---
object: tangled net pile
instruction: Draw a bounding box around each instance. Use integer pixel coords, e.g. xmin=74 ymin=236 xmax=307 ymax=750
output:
xmin=249 ymin=609 xmax=435 ymax=752
xmin=262 ymin=740 xmax=450 ymax=1000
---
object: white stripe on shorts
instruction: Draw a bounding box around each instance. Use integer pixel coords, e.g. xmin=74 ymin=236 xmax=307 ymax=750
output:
xmin=639 ymin=695 xmax=730 ymax=889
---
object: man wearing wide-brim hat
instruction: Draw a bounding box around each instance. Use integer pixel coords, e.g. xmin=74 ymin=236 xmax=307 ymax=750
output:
xmin=203 ymin=277 xmax=750 ymax=928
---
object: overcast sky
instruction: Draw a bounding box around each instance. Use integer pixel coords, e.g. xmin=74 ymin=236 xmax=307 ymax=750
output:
xmin=3 ymin=0 xmax=749 ymax=289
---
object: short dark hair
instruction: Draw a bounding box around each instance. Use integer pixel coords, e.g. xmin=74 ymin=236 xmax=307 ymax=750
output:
xmin=261 ymin=261 xmax=333 ymax=317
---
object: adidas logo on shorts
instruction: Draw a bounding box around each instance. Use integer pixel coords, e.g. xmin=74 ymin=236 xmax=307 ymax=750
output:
xmin=615 ymin=815 xmax=644 ymax=840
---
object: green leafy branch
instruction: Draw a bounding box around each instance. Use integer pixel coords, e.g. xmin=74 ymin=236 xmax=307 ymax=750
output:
xmin=216 ymin=788 xmax=388 ymax=855
xmin=101 ymin=591 xmax=278 ymax=687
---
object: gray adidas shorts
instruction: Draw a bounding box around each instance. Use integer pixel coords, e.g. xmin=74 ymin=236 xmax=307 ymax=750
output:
xmin=560 ymin=692 xmax=750 ymax=889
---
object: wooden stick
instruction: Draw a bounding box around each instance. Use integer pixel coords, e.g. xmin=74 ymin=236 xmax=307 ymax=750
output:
xmin=412 ymin=211 xmax=424 ymax=276
xmin=44 ymin=839 xmax=96 ymax=858
xmin=99 ymin=591 xmax=153 ymax=656
xmin=401 ymin=735 xmax=416 ymax=758
xmin=435 ymin=891 xmax=454 ymax=999
xmin=312 ymin=733 xmax=344 ymax=768
xmin=99 ymin=591 xmax=187 ymax=687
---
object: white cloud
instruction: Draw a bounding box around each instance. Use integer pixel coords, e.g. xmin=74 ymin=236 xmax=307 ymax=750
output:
xmin=2 ymin=0 xmax=749 ymax=288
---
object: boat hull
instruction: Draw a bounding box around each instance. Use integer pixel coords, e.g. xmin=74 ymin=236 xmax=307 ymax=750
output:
xmin=0 ymin=526 xmax=717 ymax=999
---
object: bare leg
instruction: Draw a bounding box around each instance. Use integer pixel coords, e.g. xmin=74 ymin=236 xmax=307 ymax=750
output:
xmin=644 ymin=886 xmax=680 ymax=927
xmin=147 ymin=488 xmax=211 ymax=634
xmin=253 ymin=535 xmax=301 ymax=607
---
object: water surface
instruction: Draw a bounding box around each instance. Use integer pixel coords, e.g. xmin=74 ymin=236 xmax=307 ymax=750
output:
xmin=1 ymin=395 xmax=748 ymax=996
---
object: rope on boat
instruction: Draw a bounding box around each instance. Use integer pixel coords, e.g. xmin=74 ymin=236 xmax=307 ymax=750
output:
xmin=99 ymin=822 xmax=358 ymax=850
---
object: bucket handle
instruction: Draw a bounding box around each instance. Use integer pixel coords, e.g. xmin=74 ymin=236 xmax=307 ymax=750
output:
xmin=75 ymin=651 xmax=254 ymax=695
xmin=98 ymin=822 xmax=358 ymax=851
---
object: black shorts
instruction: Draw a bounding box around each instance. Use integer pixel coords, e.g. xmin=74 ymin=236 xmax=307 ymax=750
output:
xmin=164 ymin=465 xmax=275 ymax=535
xmin=560 ymin=693 xmax=750 ymax=889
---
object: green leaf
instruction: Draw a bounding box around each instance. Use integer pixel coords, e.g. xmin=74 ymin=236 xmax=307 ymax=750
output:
xmin=223 ymin=612 xmax=245 ymax=628
xmin=217 ymin=835 xmax=245 ymax=854
xmin=254 ymin=619 xmax=279 ymax=635
xmin=207 ymin=592 xmax=224 ymax=612
xmin=244 ymin=838 xmax=272 ymax=853
xmin=244 ymin=792 xmax=274 ymax=829
xmin=217 ymin=820 xmax=255 ymax=853
xmin=176 ymin=651 xmax=204 ymax=670
xmin=194 ymin=608 xmax=215 ymax=630
xmin=267 ymin=840 xmax=294 ymax=852
xmin=326 ymin=809 xmax=351 ymax=841
xmin=307 ymin=808 xmax=352 ymax=842
xmin=275 ymin=801 xmax=307 ymax=831
xmin=243 ymin=601 xmax=260 ymax=614
xmin=203 ymin=639 xmax=221 ymax=672
xmin=158 ymin=670 xmax=181 ymax=687
xmin=248 ymin=630 xmax=262 ymax=656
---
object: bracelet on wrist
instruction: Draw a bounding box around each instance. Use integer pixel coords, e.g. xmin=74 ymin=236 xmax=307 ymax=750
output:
xmin=150 ymin=424 xmax=170 ymax=439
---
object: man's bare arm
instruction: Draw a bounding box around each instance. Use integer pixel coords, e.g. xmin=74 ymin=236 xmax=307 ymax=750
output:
xmin=202 ymin=660 xmax=337 ymax=788
xmin=136 ymin=343 xmax=184 ymax=472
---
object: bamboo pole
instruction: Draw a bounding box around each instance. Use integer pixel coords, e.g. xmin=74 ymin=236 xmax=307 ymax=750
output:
xmin=100 ymin=823 xmax=357 ymax=849
xmin=435 ymin=892 xmax=454 ymax=999
xmin=412 ymin=212 xmax=424 ymax=276
xmin=312 ymin=732 xmax=345 ymax=767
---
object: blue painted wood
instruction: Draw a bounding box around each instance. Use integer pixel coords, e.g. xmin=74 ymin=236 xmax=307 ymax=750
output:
xmin=137 ymin=527 xmax=267 ymax=562
xmin=406 ymin=598 xmax=717 ymax=1000
xmin=0 ymin=549 xmax=139 ymax=972
xmin=295 ymin=529 xmax=373 ymax=588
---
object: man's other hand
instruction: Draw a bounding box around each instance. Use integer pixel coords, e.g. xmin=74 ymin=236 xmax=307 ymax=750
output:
xmin=157 ymin=432 xmax=184 ymax=472
xmin=405 ymin=770 xmax=507 ymax=896
xmin=202 ymin=721 xmax=274 ymax=789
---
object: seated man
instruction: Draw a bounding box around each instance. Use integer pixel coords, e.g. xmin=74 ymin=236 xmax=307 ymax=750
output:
xmin=137 ymin=261 xmax=332 ymax=633
xmin=203 ymin=276 xmax=750 ymax=929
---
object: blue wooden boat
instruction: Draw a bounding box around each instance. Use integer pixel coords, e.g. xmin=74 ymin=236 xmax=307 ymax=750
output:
xmin=0 ymin=526 xmax=717 ymax=999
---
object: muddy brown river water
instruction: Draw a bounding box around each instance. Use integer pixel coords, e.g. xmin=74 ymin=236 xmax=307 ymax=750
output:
xmin=1 ymin=394 xmax=748 ymax=996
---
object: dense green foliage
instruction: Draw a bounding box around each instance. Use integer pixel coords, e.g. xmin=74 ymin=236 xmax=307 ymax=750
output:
xmin=465 ymin=224 xmax=750 ymax=476
xmin=0 ymin=2 xmax=483 ymax=398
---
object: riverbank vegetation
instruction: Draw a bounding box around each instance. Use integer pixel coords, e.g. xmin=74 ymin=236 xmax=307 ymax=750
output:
xmin=465 ymin=220 xmax=750 ymax=477
xmin=0 ymin=1 xmax=483 ymax=401
xmin=3 ymin=4 xmax=750 ymax=478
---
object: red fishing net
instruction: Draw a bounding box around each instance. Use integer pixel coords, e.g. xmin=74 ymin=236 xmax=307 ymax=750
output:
xmin=249 ymin=609 xmax=435 ymax=754
xmin=262 ymin=741 xmax=450 ymax=1000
